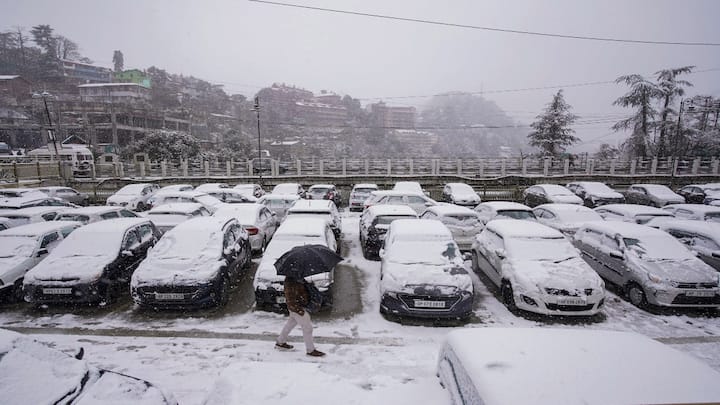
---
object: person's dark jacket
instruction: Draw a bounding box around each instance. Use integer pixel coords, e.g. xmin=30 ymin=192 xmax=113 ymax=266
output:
xmin=284 ymin=277 xmax=309 ymax=315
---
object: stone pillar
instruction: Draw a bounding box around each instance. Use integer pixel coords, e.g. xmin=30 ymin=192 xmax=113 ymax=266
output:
xmin=629 ymin=159 xmax=636 ymax=175
xmin=182 ymin=160 xmax=188 ymax=177
xmin=387 ymin=159 xmax=391 ymax=176
xmin=111 ymin=110 xmax=118 ymax=146
xmin=226 ymin=161 xmax=231 ymax=177
xmin=522 ymin=159 xmax=528 ymax=176
xmin=478 ymin=159 xmax=485 ymax=177
xmin=501 ymin=159 xmax=506 ymax=177
xmin=248 ymin=159 xmax=253 ymax=176
xmin=297 ymin=159 xmax=302 ymax=176
xmin=365 ymin=159 xmax=369 ymax=175
xmin=457 ymin=158 xmax=462 ymax=175
xmin=543 ymin=158 xmax=550 ymax=176
xmin=651 ymin=158 xmax=658 ymax=174
xmin=342 ymin=158 xmax=346 ymax=176
xmin=139 ymin=163 xmax=146 ymax=178
xmin=319 ymin=160 xmax=324 ymax=176
xmin=712 ymin=158 xmax=719 ymax=175
xmin=610 ymin=159 xmax=616 ymax=175
xmin=692 ymin=158 xmax=701 ymax=174
xmin=586 ymin=159 xmax=594 ymax=175
xmin=161 ymin=161 xmax=167 ymax=177
xmin=204 ymin=160 xmax=210 ymax=177
xmin=91 ymin=163 xmax=96 ymax=180
xmin=409 ymin=158 xmax=414 ymax=175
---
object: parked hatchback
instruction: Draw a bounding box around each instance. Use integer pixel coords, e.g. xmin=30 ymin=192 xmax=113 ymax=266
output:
xmin=573 ymin=221 xmax=720 ymax=309
xmin=106 ymin=183 xmax=160 ymax=211
xmin=659 ymin=220 xmax=720 ymax=272
xmin=522 ymin=184 xmax=582 ymax=207
xmin=379 ymin=219 xmax=473 ymax=320
xmin=625 ymin=184 xmax=684 ymax=207
xmin=24 ymin=218 xmax=161 ymax=305
xmin=566 ymin=181 xmax=625 ymax=207
xmin=676 ymin=183 xmax=720 ymax=204
xmin=131 ymin=217 xmax=251 ymax=308
xmin=359 ymin=204 xmax=418 ymax=259
xmin=307 ymin=184 xmax=342 ymax=207
xmin=348 ymin=183 xmax=378 ymax=212
xmin=441 ymin=183 xmax=481 ymax=207
xmin=420 ymin=205 xmax=483 ymax=251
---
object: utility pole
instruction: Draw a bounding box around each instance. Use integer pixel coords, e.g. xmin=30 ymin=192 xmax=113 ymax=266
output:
xmin=253 ymin=96 xmax=262 ymax=185
xmin=32 ymin=91 xmax=63 ymax=180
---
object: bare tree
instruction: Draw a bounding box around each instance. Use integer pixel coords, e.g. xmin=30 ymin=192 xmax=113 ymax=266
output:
xmin=54 ymin=35 xmax=80 ymax=60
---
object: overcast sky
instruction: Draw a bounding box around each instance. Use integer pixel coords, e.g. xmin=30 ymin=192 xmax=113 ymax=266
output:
xmin=4 ymin=0 xmax=720 ymax=151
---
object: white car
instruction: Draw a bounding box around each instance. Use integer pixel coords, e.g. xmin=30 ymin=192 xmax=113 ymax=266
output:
xmin=253 ymin=217 xmax=338 ymax=310
xmin=420 ymin=205 xmax=483 ymax=250
xmin=195 ymin=183 xmax=230 ymax=192
xmin=594 ymin=203 xmax=675 ymax=224
xmin=393 ymin=181 xmax=427 ymax=195
xmin=148 ymin=191 xmax=224 ymax=213
xmin=533 ymin=203 xmax=605 ymax=236
xmin=472 ymin=219 xmax=605 ymax=316
xmin=364 ymin=190 xmax=437 ymax=214
xmin=441 ymin=183 xmax=481 ymax=207
xmin=213 ymin=203 xmax=279 ymax=254
xmin=157 ymin=184 xmax=194 ymax=193
xmin=0 ymin=206 xmax=72 ymax=228
xmin=662 ymin=203 xmax=720 ymax=222
xmin=285 ymin=199 xmax=342 ymax=242
xmin=0 ymin=221 xmax=81 ymax=301
xmin=348 ymin=183 xmax=378 ymax=212
xmin=234 ymin=183 xmax=265 ymax=198
xmin=0 ymin=196 xmax=76 ymax=210
xmin=272 ymin=183 xmax=305 ymax=198
xmin=379 ymin=219 xmax=473 ymax=320
xmin=55 ymin=206 xmax=139 ymax=224
xmin=0 ymin=188 xmax=48 ymax=200
xmin=37 ymin=186 xmax=90 ymax=205
xmin=106 ymin=183 xmax=160 ymax=211
xmin=257 ymin=194 xmax=301 ymax=221
xmin=144 ymin=203 xmax=211 ymax=234
xmin=473 ymin=201 xmax=536 ymax=226
xmin=437 ymin=328 xmax=720 ymax=405
xmin=359 ymin=204 xmax=418 ymax=259
xmin=203 ymin=187 xmax=257 ymax=204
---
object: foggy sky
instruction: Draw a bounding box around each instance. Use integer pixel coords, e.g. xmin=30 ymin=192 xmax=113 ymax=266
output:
xmin=3 ymin=0 xmax=720 ymax=152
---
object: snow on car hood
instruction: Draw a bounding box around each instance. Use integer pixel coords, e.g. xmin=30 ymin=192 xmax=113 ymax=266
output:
xmin=380 ymin=261 xmax=473 ymax=295
xmin=0 ymin=256 xmax=30 ymax=280
xmin=508 ymin=257 xmax=603 ymax=291
xmin=452 ymin=192 xmax=480 ymax=201
xmin=106 ymin=194 xmax=138 ymax=204
xmin=588 ymin=191 xmax=624 ymax=199
xmin=132 ymin=256 xmax=224 ymax=287
xmin=549 ymin=194 xmax=583 ymax=204
xmin=626 ymin=254 xmax=718 ymax=284
xmin=25 ymin=254 xmax=113 ymax=284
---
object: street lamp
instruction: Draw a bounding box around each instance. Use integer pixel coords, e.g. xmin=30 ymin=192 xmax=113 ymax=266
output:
xmin=31 ymin=91 xmax=61 ymax=162
xmin=252 ymin=96 xmax=262 ymax=185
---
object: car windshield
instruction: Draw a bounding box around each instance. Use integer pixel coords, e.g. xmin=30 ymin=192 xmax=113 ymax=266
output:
xmin=150 ymin=230 xmax=221 ymax=260
xmin=623 ymin=234 xmax=696 ymax=260
xmin=353 ymin=188 xmax=376 ymax=194
xmin=309 ymin=188 xmax=330 ymax=194
xmin=56 ymin=214 xmax=90 ymax=224
xmin=375 ymin=215 xmax=416 ymax=226
xmin=556 ymin=210 xmax=603 ymax=222
xmin=635 ymin=213 xmax=673 ymax=224
xmin=543 ymin=185 xmax=574 ymax=196
xmin=386 ymin=240 xmax=459 ymax=264
xmin=195 ymin=195 xmax=221 ymax=206
xmin=265 ymin=199 xmax=294 ymax=208
xmin=643 ymin=185 xmax=677 ymax=197
xmin=50 ymin=230 xmax=123 ymax=257
xmin=0 ymin=236 xmax=36 ymax=257
xmin=497 ymin=210 xmax=536 ymax=220
xmin=442 ymin=214 xmax=481 ymax=227
xmin=505 ymin=236 xmax=578 ymax=261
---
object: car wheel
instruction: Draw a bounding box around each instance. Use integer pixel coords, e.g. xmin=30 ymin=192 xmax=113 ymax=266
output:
xmin=216 ymin=276 xmax=230 ymax=307
xmin=501 ymin=281 xmax=517 ymax=311
xmin=626 ymin=283 xmax=647 ymax=308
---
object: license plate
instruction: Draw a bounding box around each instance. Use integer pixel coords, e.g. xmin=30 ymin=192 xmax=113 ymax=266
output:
xmin=276 ymin=296 xmax=286 ymax=304
xmin=686 ymin=290 xmax=715 ymax=297
xmin=414 ymin=300 xmax=445 ymax=308
xmin=558 ymin=297 xmax=587 ymax=306
xmin=155 ymin=293 xmax=185 ymax=300
xmin=43 ymin=288 xmax=72 ymax=295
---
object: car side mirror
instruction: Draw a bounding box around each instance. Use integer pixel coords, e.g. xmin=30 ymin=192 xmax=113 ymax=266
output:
xmin=37 ymin=248 xmax=48 ymax=257
xmin=121 ymin=250 xmax=134 ymax=257
xmin=609 ymin=250 xmax=624 ymax=260
xmin=494 ymin=249 xmax=506 ymax=259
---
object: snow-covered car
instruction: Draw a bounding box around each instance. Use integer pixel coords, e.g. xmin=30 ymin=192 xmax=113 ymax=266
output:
xmin=348 ymin=183 xmax=378 ymax=212
xmin=573 ymin=221 xmax=720 ymax=309
xmin=379 ymin=219 xmax=473 ymax=320
xmin=257 ymin=193 xmax=300 ymax=222
xmin=306 ymin=184 xmax=342 ymax=207
xmin=473 ymin=201 xmax=536 ymax=226
xmin=662 ymin=203 xmax=720 ymax=222
xmin=37 ymin=186 xmax=90 ymax=206
xmin=436 ymin=328 xmax=720 ymax=405
xmin=194 ymin=182 xmax=230 ymax=192
xmin=106 ymin=183 xmax=160 ymax=211
xmin=203 ymin=187 xmax=257 ymax=204
xmin=253 ymin=217 xmax=338 ymax=310
xmin=393 ymin=181 xmax=427 ymax=195
xmin=566 ymin=181 xmax=625 ymax=208
xmin=0 ymin=188 xmax=48 ymax=200
xmin=625 ymin=183 xmax=684 ymax=207
xmin=286 ymin=199 xmax=342 ymax=242
xmin=147 ymin=190 xmax=224 ymax=213
xmin=659 ymin=220 xmax=720 ymax=272
xmin=24 ymin=218 xmax=161 ymax=305
xmin=441 ymin=183 xmax=481 ymax=207
xmin=156 ymin=184 xmax=194 ymax=193
xmin=0 ymin=196 xmax=77 ymax=210
xmin=472 ymin=220 xmax=605 ymax=316
xmin=359 ymin=204 xmax=418 ymax=260
xmin=271 ymin=183 xmax=305 ymax=198
xmin=533 ymin=203 xmax=604 ymax=237
xmin=131 ymin=217 xmax=251 ymax=308
xmin=0 ymin=329 xmax=177 ymax=405
xmin=522 ymin=184 xmax=583 ymax=207
xmin=0 ymin=221 xmax=81 ymax=301
xmin=594 ymin=203 xmax=675 ymax=224
xmin=0 ymin=206 xmax=72 ymax=228
xmin=420 ymin=205 xmax=483 ymax=251
xmin=144 ymin=203 xmax=211 ymax=234
xmin=676 ymin=183 xmax=720 ymax=204
xmin=233 ymin=183 xmax=265 ymax=198
xmin=363 ymin=190 xmax=437 ymax=214
xmin=0 ymin=218 xmax=9 ymax=231
xmin=213 ymin=203 xmax=279 ymax=254
xmin=55 ymin=206 xmax=139 ymax=224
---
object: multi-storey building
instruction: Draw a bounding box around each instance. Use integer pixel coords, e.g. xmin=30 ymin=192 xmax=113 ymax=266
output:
xmin=369 ymin=102 xmax=416 ymax=129
xmin=78 ymin=83 xmax=151 ymax=104
xmin=61 ymin=60 xmax=112 ymax=84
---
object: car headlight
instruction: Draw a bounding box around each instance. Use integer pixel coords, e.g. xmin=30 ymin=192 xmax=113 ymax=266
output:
xmin=384 ymin=291 xmax=398 ymax=299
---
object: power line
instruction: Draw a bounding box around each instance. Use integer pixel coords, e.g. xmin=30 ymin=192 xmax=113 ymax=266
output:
xmin=248 ymin=0 xmax=720 ymax=47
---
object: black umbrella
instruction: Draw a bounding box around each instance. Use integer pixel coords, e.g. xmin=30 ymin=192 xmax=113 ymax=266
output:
xmin=274 ymin=244 xmax=343 ymax=280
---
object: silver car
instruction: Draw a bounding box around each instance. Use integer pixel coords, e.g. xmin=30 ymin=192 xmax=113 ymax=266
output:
xmin=420 ymin=205 xmax=483 ymax=251
xmin=213 ymin=203 xmax=279 ymax=254
xmin=574 ymin=221 xmax=720 ymax=309
xmin=349 ymin=183 xmax=378 ymax=212
xmin=37 ymin=186 xmax=90 ymax=206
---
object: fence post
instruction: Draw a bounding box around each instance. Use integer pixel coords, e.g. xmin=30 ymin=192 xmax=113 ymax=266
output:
xmin=630 ymin=159 xmax=637 ymax=175
xmin=161 ymin=161 xmax=167 ymax=177
xmin=672 ymin=158 xmax=679 ymax=176
xmin=319 ymin=160 xmax=324 ymax=176
xmin=457 ymin=158 xmax=462 ymax=175
xmin=478 ymin=159 xmax=484 ymax=177
xmin=543 ymin=158 xmax=550 ymax=176
xmin=610 ymin=159 xmax=616 ymax=175
xmin=692 ymin=158 xmax=700 ymax=174
xmin=342 ymin=158 xmax=347 ymax=176
xmin=587 ymin=159 xmax=595 ymax=175
xmin=272 ymin=160 xmax=278 ymax=177
xmin=90 ymin=163 xmax=96 ymax=180
xmin=12 ymin=162 xmax=18 ymax=184
xmin=36 ymin=161 xmax=41 ymax=180
xmin=501 ymin=159 xmax=506 ymax=177
xmin=387 ymin=159 xmax=391 ymax=176
xmin=204 ymin=160 xmax=210 ymax=177
xmin=297 ymin=159 xmax=302 ymax=176
xmin=139 ymin=163 xmax=146 ymax=178
xmin=182 ymin=160 xmax=188 ymax=177
xmin=712 ymin=158 xmax=719 ymax=175
xmin=651 ymin=158 xmax=658 ymax=174
xmin=226 ymin=161 xmax=231 ymax=177
xmin=364 ymin=159 xmax=369 ymax=176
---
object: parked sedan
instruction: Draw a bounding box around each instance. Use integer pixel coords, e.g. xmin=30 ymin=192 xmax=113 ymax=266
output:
xmin=566 ymin=181 xmax=625 ymax=207
xmin=0 ymin=221 xmax=81 ymax=301
xmin=144 ymin=203 xmax=211 ymax=234
xmin=573 ymin=221 xmax=720 ymax=309
xmin=420 ymin=205 xmax=483 ymax=251
xmin=307 ymin=184 xmax=342 ymax=207
xmin=363 ymin=190 xmax=437 ymax=214
xmin=106 ymin=183 xmax=160 ymax=211
xmin=213 ymin=203 xmax=278 ymax=254
xmin=0 ymin=206 xmax=72 ymax=228
xmin=234 ymin=183 xmax=265 ymax=198
xmin=676 ymin=183 xmax=720 ymax=204
xmin=256 ymin=194 xmax=300 ymax=222
xmin=0 ymin=329 xmax=177 ymax=405
xmin=348 ymin=183 xmax=378 ymax=212
xmin=0 ymin=188 xmax=48 ymax=200
xmin=659 ymin=220 xmax=720 ymax=272
xmin=441 ymin=183 xmax=481 ymax=207
xmin=662 ymin=203 xmax=720 ymax=222
xmin=359 ymin=204 xmax=418 ymax=260
xmin=55 ymin=206 xmax=139 ymax=224
xmin=37 ymin=186 xmax=90 ymax=206
xmin=594 ymin=204 xmax=675 ymax=224
xmin=625 ymin=184 xmax=684 ymax=207
xmin=157 ymin=184 xmax=194 ymax=193
xmin=379 ymin=219 xmax=473 ymax=320
xmin=24 ymin=218 xmax=161 ymax=305
xmin=533 ymin=203 xmax=604 ymax=236
xmin=147 ymin=191 xmax=224 ymax=213
xmin=253 ymin=217 xmax=338 ymax=310
xmin=473 ymin=201 xmax=536 ymax=226
xmin=131 ymin=217 xmax=250 ymax=308
xmin=522 ymin=184 xmax=582 ymax=207
xmin=472 ymin=220 xmax=605 ymax=316
xmin=195 ymin=183 xmax=230 ymax=192
xmin=286 ymin=199 xmax=342 ymax=242
xmin=272 ymin=183 xmax=305 ymax=198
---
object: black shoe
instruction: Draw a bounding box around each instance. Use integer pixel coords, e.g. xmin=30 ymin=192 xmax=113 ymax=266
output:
xmin=306 ymin=350 xmax=326 ymax=357
xmin=275 ymin=342 xmax=293 ymax=350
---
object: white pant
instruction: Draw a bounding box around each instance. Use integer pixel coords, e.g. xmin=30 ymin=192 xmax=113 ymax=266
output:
xmin=277 ymin=311 xmax=316 ymax=352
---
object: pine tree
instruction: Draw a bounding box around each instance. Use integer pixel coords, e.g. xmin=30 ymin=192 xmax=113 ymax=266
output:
xmin=113 ymin=50 xmax=124 ymax=72
xmin=528 ymin=90 xmax=579 ymax=156
xmin=612 ymin=74 xmax=662 ymax=157
xmin=655 ymin=66 xmax=694 ymax=156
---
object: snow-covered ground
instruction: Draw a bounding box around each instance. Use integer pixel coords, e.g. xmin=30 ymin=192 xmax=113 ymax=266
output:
xmin=2 ymin=211 xmax=720 ymax=404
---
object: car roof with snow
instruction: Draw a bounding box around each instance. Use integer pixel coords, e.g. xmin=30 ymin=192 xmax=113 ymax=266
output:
xmin=352 ymin=183 xmax=378 ymax=189
xmin=658 ymin=219 xmax=720 ymax=239
xmin=0 ymin=221 xmax=81 ymax=237
xmin=423 ymin=204 xmax=477 ymax=216
xmin=580 ymin=220 xmax=664 ymax=238
xmin=214 ymin=203 xmax=263 ymax=216
xmin=116 ymin=183 xmax=153 ymax=193
xmin=477 ymin=201 xmax=532 ymax=211
xmin=535 ymin=203 xmax=596 ymax=213
xmin=75 ymin=217 xmax=150 ymax=233
xmin=441 ymin=328 xmax=720 ymax=405
xmin=393 ymin=181 xmax=423 ymax=191
xmin=366 ymin=204 xmax=418 ymax=217
xmin=370 ymin=190 xmax=424 ymax=197
xmin=486 ymin=219 xmax=562 ymax=238
xmin=156 ymin=190 xmax=208 ymax=198
xmin=535 ymin=184 xmax=573 ymax=193
xmin=0 ymin=206 xmax=69 ymax=216
xmin=59 ymin=206 xmax=125 ymax=215
xmin=0 ymin=188 xmax=47 ymax=197
xmin=595 ymin=204 xmax=673 ymax=216
xmin=0 ymin=196 xmax=57 ymax=209
xmin=147 ymin=203 xmax=204 ymax=214
xmin=309 ymin=184 xmax=334 ymax=189
xmin=170 ymin=216 xmax=235 ymax=233
xmin=288 ymin=199 xmax=334 ymax=211
xmin=664 ymin=203 xmax=720 ymax=214
xmin=261 ymin=193 xmax=300 ymax=200
xmin=632 ymin=183 xmax=675 ymax=190
xmin=388 ymin=219 xmax=451 ymax=239
xmin=275 ymin=216 xmax=328 ymax=237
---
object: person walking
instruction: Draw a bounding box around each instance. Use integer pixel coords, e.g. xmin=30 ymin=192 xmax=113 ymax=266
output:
xmin=275 ymin=276 xmax=325 ymax=357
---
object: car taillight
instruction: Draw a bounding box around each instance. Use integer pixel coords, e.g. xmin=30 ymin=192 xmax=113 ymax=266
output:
xmin=244 ymin=226 xmax=259 ymax=235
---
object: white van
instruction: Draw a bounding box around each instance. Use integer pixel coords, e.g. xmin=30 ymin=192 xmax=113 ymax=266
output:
xmin=27 ymin=145 xmax=93 ymax=175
